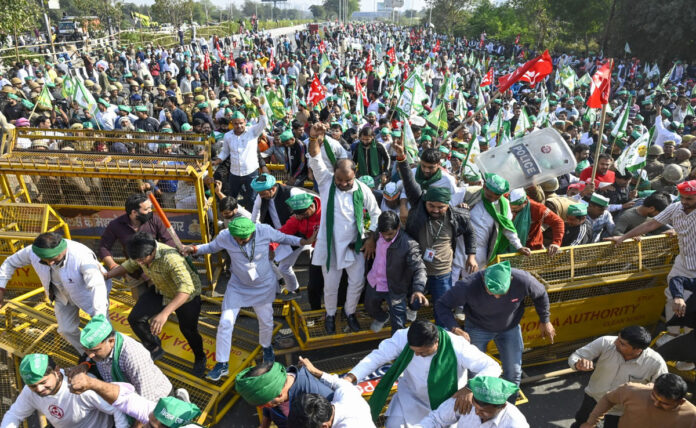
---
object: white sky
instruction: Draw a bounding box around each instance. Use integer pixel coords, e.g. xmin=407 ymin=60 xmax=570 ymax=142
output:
xmin=127 ymin=0 xmax=423 ymax=13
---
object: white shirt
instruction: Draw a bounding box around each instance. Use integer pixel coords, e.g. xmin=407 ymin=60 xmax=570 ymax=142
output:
xmin=417 ymin=398 xmax=529 ymax=428
xmin=309 ymin=153 xmax=381 ymax=271
xmin=654 ymin=116 xmax=682 ymax=148
xmin=1 ymin=370 xmax=127 ymax=428
xmin=350 ymin=328 xmax=501 ymax=426
xmin=319 ymin=373 xmax=376 ymax=428
xmin=568 ymin=336 xmax=667 ymax=415
xmin=303 ymin=135 xmax=348 ymax=173
xmin=655 ymin=201 xmax=696 ymax=270
xmin=97 ymin=107 xmax=118 ymax=131
xmin=217 ymin=114 xmax=268 ymax=176
xmin=469 ymin=198 xmax=522 ymax=263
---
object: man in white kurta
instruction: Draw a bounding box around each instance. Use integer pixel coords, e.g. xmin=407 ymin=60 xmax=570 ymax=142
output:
xmin=184 ymin=217 xmax=312 ymax=381
xmin=0 ymin=234 xmax=110 ymax=355
xmin=308 ymin=124 xmax=381 ymax=334
xmin=345 ymin=326 xmax=502 ymax=428
xmin=303 ymin=134 xmax=349 ymax=174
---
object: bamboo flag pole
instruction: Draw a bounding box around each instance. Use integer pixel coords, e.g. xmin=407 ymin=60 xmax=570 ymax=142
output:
xmin=591 ymin=58 xmax=614 ymax=183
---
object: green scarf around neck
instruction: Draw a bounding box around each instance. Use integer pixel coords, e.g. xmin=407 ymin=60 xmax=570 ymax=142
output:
xmin=111 ymin=332 xmax=135 ymax=425
xmin=481 ymin=189 xmax=518 ymax=263
xmin=510 ymin=201 xmax=531 ymax=250
xmin=368 ymin=327 xmax=458 ymax=421
xmin=325 ymin=180 xmax=364 ymax=271
xmin=357 ymin=140 xmax=380 ymax=177
xmin=323 ymin=138 xmax=337 ymax=166
xmin=415 ymin=166 xmax=442 ymax=191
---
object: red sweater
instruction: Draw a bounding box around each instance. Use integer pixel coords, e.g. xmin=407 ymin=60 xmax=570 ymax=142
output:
xmin=579 ymin=166 xmax=615 ymax=184
xmin=523 ymin=199 xmax=565 ymax=249
xmin=270 ymin=199 xmax=321 ymax=250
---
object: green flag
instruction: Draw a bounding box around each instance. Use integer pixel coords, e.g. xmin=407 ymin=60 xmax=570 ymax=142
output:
xmin=611 ymin=94 xmax=633 ymax=145
xmin=61 ymin=75 xmax=76 ymax=101
xmin=37 ymin=85 xmax=53 ymax=110
xmin=560 ymin=66 xmax=576 ymax=92
xmin=655 ymin=63 xmax=676 ymax=93
xmin=536 ymin=98 xmax=550 ymax=128
xmin=455 ymin=91 xmax=468 ymax=121
xmin=377 ymin=62 xmax=387 ymax=79
xmin=514 ymin=106 xmax=532 ymax=137
xmin=615 ymin=131 xmax=651 ymax=175
xmin=402 ymin=119 xmax=419 ymax=163
xmin=319 ymin=54 xmax=330 ymax=74
xmin=426 ymin=103 xmax=448 ymax=132
xmin=266 ymin=89 xmax=286 ymax=120
xmin=577 ymin=73 xmax=592 ymax=87
xmin=411 ymin=76 xmax=428 ymax=115
xmin=74 ymin=79 xmax=97 ymax=115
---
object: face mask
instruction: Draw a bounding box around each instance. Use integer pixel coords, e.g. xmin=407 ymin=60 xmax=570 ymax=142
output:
xmin=136 ymin=212 xmax=153 ymax=223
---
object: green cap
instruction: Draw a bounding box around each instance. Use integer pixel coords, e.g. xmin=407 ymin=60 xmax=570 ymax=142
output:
xmin=590 ymin=193 xmax=609 ymax=207
xmin=197 ymin=102 xmax=209 ymax=109
xmin=468 ymin=376 xmax=519 ymax=405
xmin=484 ymin=261 xmax=512 ymax=295
xmin=631 ymin=130 xmax=641 ymax=139
xmin=228 ymin=216 xmax=256 ymax=239
xmin=391 ymin=130 xmax=402 ymax=138
xmin=21 ymin=99 xmax=34 ymax=109
xmin=635 ymin=114 xmax=644 ymax=122
xmin=20 ymin=354 xmax=49 ymax=385
xmin=235 ymin=362 xmax=287 ymax=406
xmin=451 ymin=151 xmax=465 ymax=160
xmin=230 ymin=111 xmax=245 ymax=120
xmin=82 ymin=121 xmax=94 ymax=129
xmin=286 ymin=193 xmax=315 ymax=211
xmin=575 ymin=159 xmax=590 ymax=174
xmin=662 ymin=108 xmax=672 ymax=118
xmin=358 ymin=175 xmax=375 ymax=189
xmin=32 ymin=239 xmax=67 ymax=259
xmin=638 ymin=190 xmax=656 ymax=198
xmin=153 ymin=397 xmax=201 ymax=428
xmin=279 ymin=129 xmax=294 ymax=143
xmin=424 ymin=186 xmax=452 ymax=203
xmin=181 ymin=123 xmax=192 ymax=131
xmin=484 ymin=173 xmax=510 ymax=195
xmin=8 ymin=93 xmax=19 ymax=101
xmin=134 ymin=105 xmax=147 ymax=113
xmin=80 ymin=314 xmax=113 ymax=349
xmin=439 ymin=146 xmax=450 ymax=154
xmin=97 ymin=98 xmax=110 ymax=107
xmin=567 ymin=204 xmax=587 ymax=217
xmin=118 ymin=105 xmax=132 ymax=113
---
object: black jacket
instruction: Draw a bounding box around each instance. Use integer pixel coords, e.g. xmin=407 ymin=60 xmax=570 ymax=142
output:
xmin=259 ymin=183 xmax=296 ymax=227
xmin=365 ymin=230 xmax=427 ymax=295
xmin=398 ymin=160 xmax=477 ymax=256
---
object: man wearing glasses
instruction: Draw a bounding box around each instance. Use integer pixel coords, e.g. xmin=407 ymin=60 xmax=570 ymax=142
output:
xmin=0 ymin=232 xmax=111 ymax=356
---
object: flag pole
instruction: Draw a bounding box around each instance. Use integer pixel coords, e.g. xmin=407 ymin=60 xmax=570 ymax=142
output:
xmin=442 ymin=89 xmax=501 ymax=142
xmin=591 ymin=59 xmax=614 ymax=183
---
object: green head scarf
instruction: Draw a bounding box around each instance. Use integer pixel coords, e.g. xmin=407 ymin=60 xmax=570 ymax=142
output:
xmin=424 ymin=186 xmax=451 ymax=203
xmin=468 ymin=376 xmax=519 ymax=405
xmin=484 ymin=261 xmax=512 ymax=295
xmin=20 ymin=354 xmax=50 ymax=385
xmin=80 ymin=314 xmax=113 ymax=349
xmin=235 ymin=362 xmax=287 ymax=406
xmin=228 ymin=217 xmax=256 ymax=239
xmin=32 ymin=239 xmax=67 ymax=259
xmin=250 ymin=173 xmax=276 ymax=192
xmin=153 ymin=397 xmax=202 ymax=428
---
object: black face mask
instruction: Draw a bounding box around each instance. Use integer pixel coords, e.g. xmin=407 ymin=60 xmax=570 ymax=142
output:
xmin=136 ymin=212 xmax=153 ymax=223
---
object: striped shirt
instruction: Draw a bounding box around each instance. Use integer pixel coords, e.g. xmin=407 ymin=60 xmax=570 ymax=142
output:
xmin=655 ymin=201 xmax=696 ymax=270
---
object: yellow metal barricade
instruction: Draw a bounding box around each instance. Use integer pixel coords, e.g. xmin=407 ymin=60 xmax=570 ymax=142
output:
xmin=0 ymin=127 xmax=217 ymax=285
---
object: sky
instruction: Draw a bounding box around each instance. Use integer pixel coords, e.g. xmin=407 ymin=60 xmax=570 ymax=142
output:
xmin=128 ymin=0 xmax=423 ymax=13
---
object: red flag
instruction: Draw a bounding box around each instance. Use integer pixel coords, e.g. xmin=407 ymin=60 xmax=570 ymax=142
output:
xmin=365 ymin=51 xmax=373 ymax=72
xmin=518 ymin=50 xmax=525 ymax=59
xmin=355 ymin=76 xmax=368 ymax=107
xmin=216 ymin=46 xmax=226 ymax=62
xmin=203 ymin=52 xmax=211 ymax=71
xmin=387 ymin=47 xmax=396 ymax=64
xmin=629 ymin=60 xmax=639 ymax=79
xmin=433 ymin=40 xmax=440 ymax=53
xmin=318 ymin=41 xmax=326 ymax=54
xmin=307 ymin=75 xmax=326 ymax=106
xmin=514 ymin=34 xmax=520 ymax=45
xmin=497 ymin=50 xmax=553 ymax=92
xmin=587 ymin=60 xmax=613 ymax=108
xmin=479 ymin=32 xmax=486 ymax=48
xmin=480 ymin=67 xmax=494 ymax=87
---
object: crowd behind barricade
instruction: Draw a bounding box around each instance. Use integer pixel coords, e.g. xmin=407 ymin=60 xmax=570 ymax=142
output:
xmin=1 ymin=21 xmax=696 ymax=428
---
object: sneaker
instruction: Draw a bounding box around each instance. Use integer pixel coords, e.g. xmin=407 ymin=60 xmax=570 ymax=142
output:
xmin=656 ymin=333 xmax=678 ymax=347
xmin=193 ymin=357 xmax=207 ymax=378
xmin=370 ymin=315 xmax=390 ymax=333
xmin=676 ymin=361 xmax=696 ymax=371
xmin=406 ymin=308 xmax=417 ymax=322
xmin=325 ymin=315 xmax=336 ymax=334
xmin=206 ymin=362 xmax=229 ymax=381
xmin=263 ymin=346 xmax=275 ymax=363
xmin=454 ymin=307 xmax=466 ymax=322
xmin=346 ymin=314 xmax=361 ymax=332
xmin=150 ymin=346 xmax=165 ymax=361
xmin=174 ymin=388 xmax=190 ymax=403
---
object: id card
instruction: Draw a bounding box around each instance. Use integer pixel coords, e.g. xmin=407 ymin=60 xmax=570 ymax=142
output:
xmin=247 ymin=263 xmax=259 ymax=281
xmin=423 ymin=248 xmax=436 ymax=263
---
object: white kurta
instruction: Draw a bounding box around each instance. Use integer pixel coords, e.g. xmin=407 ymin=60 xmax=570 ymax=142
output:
xmin=0 ymin=370 xmax=127 ymax=428
xmin=309 ymin=154 xmax=381 ymax=271
xmin=319 ymin=372 xmax=376 ymax=428
xmin=217 ymin=114 xmax=268 ymax=176
xmin=303 ymin=135 xmax=349 ymax=173
xmin=468 ymin=199 xmax=521 ymax=270
xmin=195 ymin=224 xmax=302 ymax=306
xmin=416 ymin=397 xmax=530 ymax=428
xmin=350 ymin=328 xmax=502 ymax=428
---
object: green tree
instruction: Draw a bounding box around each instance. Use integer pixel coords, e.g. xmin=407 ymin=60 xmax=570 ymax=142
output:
xmin=151 ymin=0 xmax=192 ymax=27
xmin=0 ymin=0 xmax=41 ymax=35
xmin=309 ymin=5 xmax=326 ymax=20
xmin=322 ymin=0 xmax=359 ymax=21
xmin=421 ymin=0 xmax=471 ymax=35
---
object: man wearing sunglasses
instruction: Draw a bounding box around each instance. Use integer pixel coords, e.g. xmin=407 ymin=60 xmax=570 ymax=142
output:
xmin=0 ymin=232 xmax=110 ymax=355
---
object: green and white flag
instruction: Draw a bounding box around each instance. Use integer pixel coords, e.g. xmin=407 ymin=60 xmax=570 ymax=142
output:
xmin=319 ymin=54 xmax=331 ymax=74
xmin=36 ymin=85 xmax=53 ymax=110
xmin=396 ymin=84 xmax=414 ymax=116
xmin=389 ymin=62 xmax=401 ymax=80
xmin=74 ymin=79 xmax=97 ymax=115
xmin=514 ymin=107 xmax=532 ymax=137
xmin=426 ymin=102 xmax=448 ymax=132
xmin=411 ymin=76 xmax=428 ymax=115
xmin=577 ymin=73 xmax=592 ymax=87
xmin=655 ymin=63 xmax=675 ymax=93
xmin=536 ymin=98 xmax=550 ymax=128
xmin=255 ymin=86 xmax=274 ymax=129
xmin=615 ymin=131 xmax=650 ymax=174
xmin=454 ymin=91 xmax=468 ymax=121
xmin=402 ymin=119 xmax=419 ymax=163
xmin=560 ymin=66 xmax=577 ymax=92
xmin=265 ymin=89 xmax=286 ymax=120
xmin=61 ymin=75 xmax=76 ymax=101
xmin=624 ymin=42 xmax=631 ymax=54
xmin=377 ymin=62 xmax=387 ymax=79
xmin=611 ymin=94 xmax=633 ymax=141
xmin=476 ymin=87 xmax=488 ymax=119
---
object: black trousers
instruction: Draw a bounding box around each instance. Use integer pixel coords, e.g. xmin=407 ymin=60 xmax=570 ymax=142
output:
xmin=571 ymin=393 xmax=619 ymax=428
xmin=128 ymin=286 xmax=206 ymax=360
xmin=657 ymin=330 xmax=696 ymax=363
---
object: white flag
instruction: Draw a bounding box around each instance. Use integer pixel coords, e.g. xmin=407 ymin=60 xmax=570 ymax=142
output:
xmin=615 ymin=132 xmax=650 ymax=175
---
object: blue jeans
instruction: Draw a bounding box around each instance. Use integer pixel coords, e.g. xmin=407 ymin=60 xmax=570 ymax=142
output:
xmin=465 ymin=321 xmax=523 ymax=389
xmin=228 ymin=171 xmax=258 ymax=211
xmin=412 ymin=273 xmax=452 ymax=326
xmin=364 ymin=284 xmax=407 ymax=333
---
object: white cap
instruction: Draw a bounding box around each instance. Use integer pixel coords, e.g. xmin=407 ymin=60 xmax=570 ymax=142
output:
xmin=509 ymin=188 xmax=527 ymax=204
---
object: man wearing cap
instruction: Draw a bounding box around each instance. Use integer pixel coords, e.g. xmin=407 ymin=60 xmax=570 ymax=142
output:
xmin=608 ymin=180 xmax=696 ymax=346
xmin=1 ymin=354 xmax=127 ymax=428
xmin=278 ymin=129 xmax=308 ymax=186
xmin=307 ymin=123 xmax=381 ymax=334
xmin=0 ymin=233 xmax=109 ymax=354
xmin=381 ymin=181 xmax=403 ymax=214
xmin=96 ymin=98 xmax=118 ymax=131
xmin=586 ymin=193 xmax=615 ymax=241
xmin=182 ymin=217 xmax=316 ymax=381
xmin=562 ymin=204 xmax=594 ymax=246
xmin=65 ymin=370 xmax=202 ymax=428
xmin=2 ymin=91 xmax=25 ymax=123
xmin=508 ymin=188 xmax=565 ymax=256
xmin=658 ymin=140 xmax=677 ymax=165
xmin=105 ymin=232 xmax=207 ymax=377
xmin=344 ymin=320 xmax=501 ymax=427
xmin=80 ymin=314 xmax=172 ymax=404
xmin=655 ymin=110 xmax=682 ymax=148
xmin=417 ymin=376 xmax=529 ymax=427
xmin=435 ymin=261 xmax=554 ymax=389
xmin=212 ymin=96 xmax=266 ymax=211
xmin=133 ymin=105 xmax=159 ymax=132
xmin=354 ymin=126 xmax=391 ymax=184
xmin=235 ymin=360 xmax=335 ymax=428
xmin=650 ymin=164 xmax=683 ymax=196
xmin=115 ymin=105 xmax=137 ymax=130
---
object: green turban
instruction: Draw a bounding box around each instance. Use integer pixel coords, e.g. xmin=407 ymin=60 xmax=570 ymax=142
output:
xmin=451 ymin=151 xmax=465 ymax=160
xmin=424 ymin=186 xmax=452 ymax=203
xmin=98 ymin=98 xmax=110 ymax=107
xmin=80 ymin=314 xmax=113 ymax=349
xmin=250 ymin=173 xmax=276 ymax=192
xmin=279 ymin=130 xmax=294 ymax=143
xmin=468 ymin=376 xmax=519 ymax=405
xmin=153 ymin=397 xmax=202 ymax=428
xmin=228 ymin=217 xmax=256 ymax=239
xmin=32 ymin=238 xmax=67 ymax=259
xmin=359 ymin=175 xmax=375 ymax=189
xmin=567 ymin=204 xmax=587 ymax=217
xmin=235 ymin=362 xmax=287 ymax=406
xmin=285 ymin=193 xmax=315 ymax=212
xmin=484 ymin=173 xmax=509 ymax=195
xmin=484 ymin=261 xmax=511 ymax=295
xmin=20 ymin=354 xmax=49 ymax=385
